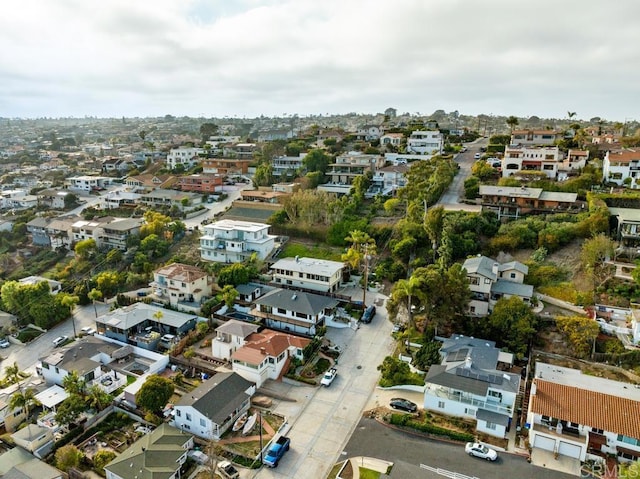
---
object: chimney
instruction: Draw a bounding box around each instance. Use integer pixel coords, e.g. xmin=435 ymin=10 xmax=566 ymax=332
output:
xmin=260 ymin=347 xmax=266 ymax=355
xmin=531 ymin=382 xmax=537 ymax=396
xmin=492 ymin=263 xmax=499 ymax=276
xmin=464 ymin=356 xmax=472 ymax=369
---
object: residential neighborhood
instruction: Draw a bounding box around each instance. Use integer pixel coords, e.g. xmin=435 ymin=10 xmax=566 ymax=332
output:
xmin=0 ymin=108 xmax=640 ymax=479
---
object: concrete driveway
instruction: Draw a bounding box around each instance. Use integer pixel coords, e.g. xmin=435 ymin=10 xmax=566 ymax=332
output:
xmin=251 ymin=293 xmax=395 ymax=479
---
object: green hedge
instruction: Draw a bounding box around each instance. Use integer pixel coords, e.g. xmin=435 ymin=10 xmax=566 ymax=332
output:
xmin=388 ymin=414 xmax=474 ymax=442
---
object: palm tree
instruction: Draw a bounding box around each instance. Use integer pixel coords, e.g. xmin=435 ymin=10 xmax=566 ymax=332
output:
xmin=393 ymin=275 xmax=427 ymax=330
xmin=506 ymin=116 xmax=519 ymax=134
xmin=88 ymin=288 xmax=103 ymax=319
xmin=9 ymin=387 xmax=40 ymax=419
xmin=62 ymin=371 xmax=86 ymax=396
xmin=86 ymin=384 xmax=112 ymax=411
xmin=567 ymin=111 xmax=577 ymax=120
xmin=4 ymin=361 xmax=21 ymax=385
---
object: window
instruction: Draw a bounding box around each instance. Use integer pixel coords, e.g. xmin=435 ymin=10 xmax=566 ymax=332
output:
xmin=592 ymin=427 xmax=604 ymax=434
xmin=486 ymin=422 xmax=497 ymax=430
xmin=176 ymin=410 xmax=182 ymax=417
xmin=510 ymin=273 xmax=516 ymax=278
xmin=469 ymin=277 xmax=479 ymax=285
xmin=617 ymin=434 xmax=640 ymax=446
xmin=484 ymin=278 xmax=491 ymax=284
xmin=438 ymin=401 xmax=445 ymax=409
xmin=277 ymin=308 xmax=287 ymax=314
xmin=200 ymin=418 xmax=206 ymax=427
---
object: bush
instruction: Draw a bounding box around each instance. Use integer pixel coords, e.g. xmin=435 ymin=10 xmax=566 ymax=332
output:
xmin=538 ymin=283 xmax=578 ymax=303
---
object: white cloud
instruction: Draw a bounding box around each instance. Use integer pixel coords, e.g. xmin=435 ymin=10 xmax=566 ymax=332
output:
xmin=0 ymin=0 xmax=638 ymax=120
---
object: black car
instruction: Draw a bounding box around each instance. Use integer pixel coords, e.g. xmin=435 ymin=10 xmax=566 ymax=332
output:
xmin=361 ymin=305 xmax=376 ymax=323
xmin=389 ymin=398 xmax=418 ymax=413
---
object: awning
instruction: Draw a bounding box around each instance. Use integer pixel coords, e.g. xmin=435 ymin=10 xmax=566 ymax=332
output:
xmin=34 ymin=385 xmax=68 ymax=409
xmin=617 ymin=446 xmax=640 ymax=457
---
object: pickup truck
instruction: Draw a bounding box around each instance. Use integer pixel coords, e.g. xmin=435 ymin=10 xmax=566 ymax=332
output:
xmin=263 ymin=436 xmax=290 ymax=467
xmin=217 ymin=460 xmax=239 ymax=479
xmin=321 ymin=367 xmax=337 ymax=387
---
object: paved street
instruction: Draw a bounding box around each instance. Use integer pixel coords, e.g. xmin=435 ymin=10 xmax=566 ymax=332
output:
xmin=344 ymin=417 xmax=576 ymax=479
xmin=252 ymin=293 xmax=395 ymax=479
xmin=437 ymin=139 xmax=488 ymax=212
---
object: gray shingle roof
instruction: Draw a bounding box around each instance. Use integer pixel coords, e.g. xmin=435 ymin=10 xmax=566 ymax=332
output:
xmin=98 ymin=302 xmax=198 ymax=330
xmin=498 ymin=261 xmax=528 ymax=275
xmin=215 ymin=319 xmax=260 ymax=338
xmin=105 ymin=424 xmax=192 ymax=479
xmin=462 ymin=256 xmax=497 ymax=281
xmin=490 ymin=280 xmax=533 ymax=298
xmin=176 ymin=372 xmax=253 ymax=425
xmin=255 ymin=288 xmax=338 ymax=315
xmin=476 ymin=408 xmax=510 ymax=426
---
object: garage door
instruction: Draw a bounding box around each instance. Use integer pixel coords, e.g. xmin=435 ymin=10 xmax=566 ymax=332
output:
xmin=559 ymin=441 xmax=582 ymax=459
xmin=534 ymin=435 xmax=556 ymax=452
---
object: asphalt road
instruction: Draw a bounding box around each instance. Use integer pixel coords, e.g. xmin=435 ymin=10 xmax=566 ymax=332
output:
xmin=437 ymin=139 xmax=488 ymax=212
xmin=344 ymin=417 xmax=576 ymax=479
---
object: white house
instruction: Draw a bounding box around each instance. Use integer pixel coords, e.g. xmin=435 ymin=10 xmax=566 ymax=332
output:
xmin=463 ymin=256 xmax=533 ymax=316
xmin=105 ymin=424 xmax=193 ymax=479
xmin=380 ymin=133 xmax=404 ymax=147
xmin=65 ymin=176 xmax=112 ymax=192
xmin=252 ymin=288 xmax=338 ymax=336
xmin=231 ymin=329 xmax=309 ymax=387
xmin=527 ymin=362 xmax=640 ymax=465
xmin=11 ymin=424 xmax=54 ymax=455
xmin=424 ymin=335 xmax=520 ymax=439
xmin=510 ymin=129 xmax=562 ymax=147
xmin=603 ymin=149 xmax=640 ymax=188
xmin=212 ymin=320 xmax=261 ymax=361
xmin=199 ymin=219 xmax=276 ymax=263
xmin=166 ymin=147 xmax=204 ymax=170
xmin=271 ymin=153 xmax=307 ymax=178
xmin=171 ymin=372 xmax=255 ymax=440
xmin=502 ymin=146 xmax=562 ymax=179
xmin=356 ymin=125 xmax=383 ymax=141
xmin=558 ymin=149 xmax=590 ymax=180
xmin=18 ymin=276 xmax=62 ymax=294
xmin=406 ymin=130 xmax=444 ymax=156
xmin=151 ymin=262 xmax=212 ymax=307
xmin=367 ymin=164 xmax=408 ymax=197
xmin=270 ymin=256 xmax=345 ymax=293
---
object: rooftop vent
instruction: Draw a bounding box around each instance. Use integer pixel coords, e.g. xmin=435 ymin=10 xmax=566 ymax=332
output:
xmin=292 ymin=294 xmax=297 ymax=300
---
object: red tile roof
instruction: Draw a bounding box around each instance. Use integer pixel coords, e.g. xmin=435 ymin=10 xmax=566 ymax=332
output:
xmin=530 ymin=379 xmax=640 ymax=438
xmin=231 ymin=330 xmax=310 ymax=365
xmin=155 ymin=263 xmax=208 ymax=282
xmin=607 ymin=149 xmax=640 ymax=164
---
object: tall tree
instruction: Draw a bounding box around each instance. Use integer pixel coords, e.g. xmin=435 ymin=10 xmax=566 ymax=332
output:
xmin=135 ymin=375 xmax=174 ymax=415
xmin=4 ymin=361 xmax=21 ymax=384
xmin=88 ymin=288 xmax=103 ymax=318
xmin=581 ymin=234 xmax=615 ymax=293
xmin=62 ymin=371 xmax=86 ymax=396
xmin=555 ymin=315 xmax=599 ymax=359
xmin=391 ymin=273 xmax=427 ymax=329
xmin=199 ymin=122 xmax=218 ymax=142
xmin=487 ymin=297 xmax=537 ymax=358
xmin=55 ymin=445 xmax=84 ymax=472
xmin=506 ymin=116 xmax=519 ymax=133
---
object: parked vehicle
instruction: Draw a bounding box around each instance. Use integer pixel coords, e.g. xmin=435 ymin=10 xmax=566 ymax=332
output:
xmin=0 ymin=337 xmax=10 ymax=348
xmin=361 ymin=305 xmax=376 ymax=324
xmin=263 ymin=436 xmax=290 ymax=467
xmin=474 ymin=153 xmax=482 ymax=159
xmin=389 ymin=398 xmax=417 ymax=413
xmin=217 ymin=460 xmax=240 ymax=479
xmin=465 ymin=442 xmax=498 ymax=461
xmin=53 ymin=335 xmax=69 ymax=347
xmin=80 ymin=327 xmax=96 ymax=336
xmin=321 ymin=367 xmax=337 ymax=387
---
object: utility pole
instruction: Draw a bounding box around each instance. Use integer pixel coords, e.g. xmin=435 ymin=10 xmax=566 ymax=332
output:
xmin=362 ymin=243 xmax=371 ymax=309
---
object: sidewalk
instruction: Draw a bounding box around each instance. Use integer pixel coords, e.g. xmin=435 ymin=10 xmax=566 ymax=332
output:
xmin=347 ymin=457 xmax=393 ymax=478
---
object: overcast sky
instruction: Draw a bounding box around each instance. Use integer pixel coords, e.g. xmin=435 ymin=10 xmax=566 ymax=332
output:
xmin=1 ymin=0 xmax=638 ymax=121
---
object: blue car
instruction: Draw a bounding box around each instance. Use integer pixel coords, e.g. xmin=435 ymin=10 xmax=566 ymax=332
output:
xmin=361 ymin=305 xmax=376 ymax=323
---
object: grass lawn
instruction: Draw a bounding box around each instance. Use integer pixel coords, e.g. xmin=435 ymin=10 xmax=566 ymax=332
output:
xmin=359 ymin=467 xmax=381 ymax=479
xmin=280 ymin=242 xmax=342 ymax=261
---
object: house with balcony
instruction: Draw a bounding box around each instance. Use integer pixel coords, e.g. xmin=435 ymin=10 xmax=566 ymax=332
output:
xmin=367 ymin=164 xmax=408 ymax=197
xmin=252 ymin=288 xmax=338 ymax=336
xmin=603 ymin=149 xmax=640 ymax=188
xmin=502 ymin=146 xmax=562 ymax=179
xmin=610 ymin=207 xmax=640 ymax=246
xmin=318 ymin=152 xmax=383 ymax=195
xmin=463 ymin=255 xmax=533 ymax=316
xmin=199 ymin=219 xmax=276 ymax=263
xmin=96 ymin=302 xmax=198 ymax=350
xmin=479 ymin=185 xmax=579 ymax=220
xmin=558 ymin=149 xmax=590 ymax=180
xmin=406 ymin=130 xmax=444 ymax=156
xmin=151 ymin=262 xmax=212 ymax=308
xmin=36 ymin=188 xmax=70 ymax=209
xmin=212 ymin=320 xmax=261 ymax=361
xmin=424 ymin=334 xmax=520 ymax=439
xmin=46 ymin=217 xmax=75 ymax=250
xmin=39 ymin=337 xmax=128 ymax=393
xmin=166 ymin=147 xmax=204 ymax=170
xmin=229 ymin=143 xmax=257 ymax=160
xmin=99 ymin=218 xmax=143 ymax=251
xmin=139 ymin=188 xmax=203 ymax=211
xmin=356 ymin=125 xmax=383 ymax=141
xmin=27 ymin=217 xmax=51 ymax=247
xmin=510 ymin=129 xmax=562 ymax=147
xmin=125 ymin=173 xmax=176 ymax=193
xmin=65 ymin=175 xmax=112 ymax=192
xmin=202 ymin=158 xmax=252 ymax=175
xmin=231 ymin=329 xmax=309 ymax=388
xmin=105 ymin=424 xmax=194 ymax=479
xmin=178 ymin=173 xmax=223 ymax=193
xmin=102 ymin=190 xmax=140 ymax=209
xmin=527 ymin=362 xmax=640 ymax=466
xmin=171 ymin=372 xmax=255 ymax=441
xmin=271 ymin=153 xmax=306 ymax=178
xmin=270 ymin=256 xmax=345 ymax=293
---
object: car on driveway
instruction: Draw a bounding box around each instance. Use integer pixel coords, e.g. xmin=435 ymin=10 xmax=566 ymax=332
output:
xmin=80 ymin=327 xmax=96 ymax=336
xmin=361 ymin=305 xmax=376 ymax=324
xmin=389 ymin=398 xmax=417 ymax=413
xmin=0 ymin=337 xmax=10 ymax=348
xmin=53 ymin=335 xmax=69 ymax=347
xmin=465 ymin=442 xmax=498 ymax=461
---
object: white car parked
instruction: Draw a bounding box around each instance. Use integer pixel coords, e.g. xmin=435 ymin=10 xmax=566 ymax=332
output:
xmin=465 ymin=442 xmax=498 ymax=461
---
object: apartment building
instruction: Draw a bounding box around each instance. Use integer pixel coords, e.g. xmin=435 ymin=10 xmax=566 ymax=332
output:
xmin=199 ymin=219 xmax=276 ymax=263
